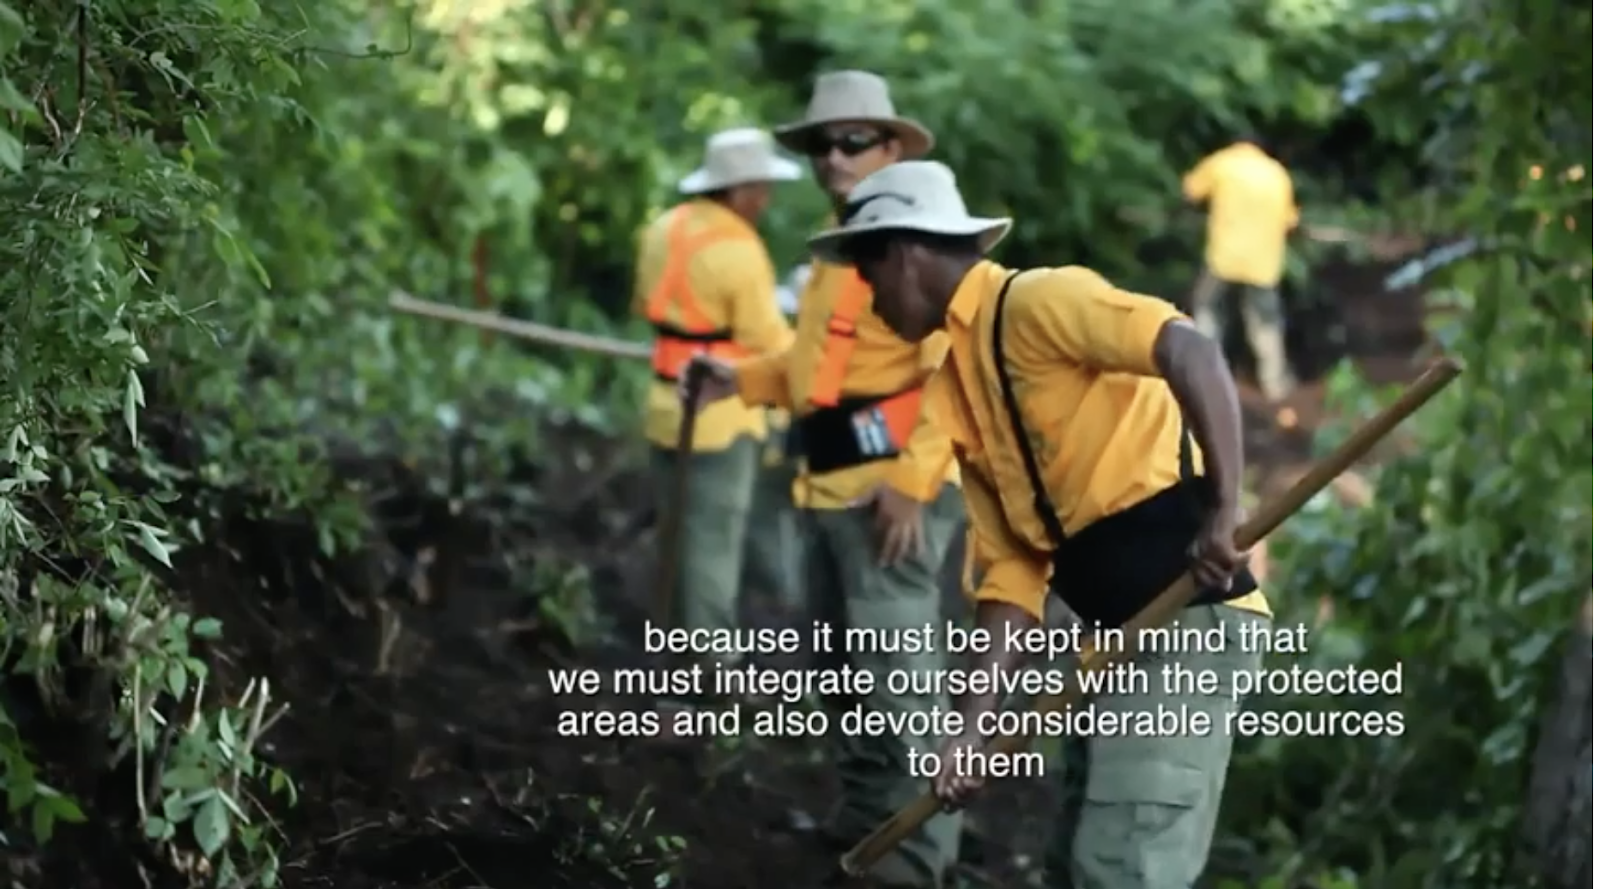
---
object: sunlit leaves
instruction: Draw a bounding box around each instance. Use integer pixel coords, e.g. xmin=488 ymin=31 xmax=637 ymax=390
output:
xmin=2 ymin=0 xmax=312 ymax=883
xmin=1230 ymin=0 xmax=1593 ymax=884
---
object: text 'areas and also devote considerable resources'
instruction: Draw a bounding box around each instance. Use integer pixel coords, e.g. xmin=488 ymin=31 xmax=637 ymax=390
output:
xmin=547 ymin=619 xmax=1406 ymax=779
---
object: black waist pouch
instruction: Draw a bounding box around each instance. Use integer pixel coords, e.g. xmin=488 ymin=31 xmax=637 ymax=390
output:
xmin=796 ymin=393 xmax=908 ymax=474
xmin=1051 ymin=478 xmax=1256 ymax=629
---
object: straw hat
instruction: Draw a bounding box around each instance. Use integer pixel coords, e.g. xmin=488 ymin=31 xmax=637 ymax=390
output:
xmin=806 ymin=161 xmax=1011 ymax=265
xmin=678 ymin=127 xmax=803 ymax=195
xmin=773 ymin=71 xmax=934 ymax=159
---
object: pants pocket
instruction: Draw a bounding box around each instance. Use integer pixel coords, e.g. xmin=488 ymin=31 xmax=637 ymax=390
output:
xmin=1072 ymin=758 xmax=1216 ymax=889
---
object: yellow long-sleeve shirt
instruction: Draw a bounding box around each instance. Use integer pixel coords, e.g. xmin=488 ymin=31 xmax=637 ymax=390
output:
xmin=920 ymin=259 xmax=1271 ymax=623
xmin=760 ymin=285 xmax=801 ymax=467
xmin=634 ymin=199 xmax=793 ymax=451
xmin=732 ymin=258 xmax=960 ymax=509
xmin=1182 ymin=142 xmax=1299 ymax=288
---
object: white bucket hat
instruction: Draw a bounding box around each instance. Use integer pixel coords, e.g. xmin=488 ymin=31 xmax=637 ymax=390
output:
xmin=806 ymin=161 xmax=1012 ymax=265
xmin=678 ymin=127 xmax=803 ymax=195
xmin=773 ymin=71 xmax=934 ymax=159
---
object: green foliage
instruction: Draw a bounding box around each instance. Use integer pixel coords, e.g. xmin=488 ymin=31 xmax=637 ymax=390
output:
xmin=133 ymin=0 xmax=1420 ymax=538
xmin=764 ymin=0 xmax=1390 ymax=274
xmin=0 ymin=0 xmax=316 ymax=882
xmin=1222 ymin=0 xmax=1593 ymax=885
xmin=3 ymin=0 xmax=1584 ymax=883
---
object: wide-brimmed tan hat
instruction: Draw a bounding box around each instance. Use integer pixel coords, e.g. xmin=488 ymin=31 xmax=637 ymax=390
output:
xmin=773 ymin=71 xmax=934 ymax=159
xmin=807 ymin=161 xmax=1011 ymax=265
xmin=678 ymin=127 xmax=803 ymax=195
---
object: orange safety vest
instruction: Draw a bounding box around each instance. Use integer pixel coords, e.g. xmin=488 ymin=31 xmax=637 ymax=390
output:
xmin=644 ymin=205 xmax=754 ymax=382
xmin=797 ymin=270 xmax=923 ymax=468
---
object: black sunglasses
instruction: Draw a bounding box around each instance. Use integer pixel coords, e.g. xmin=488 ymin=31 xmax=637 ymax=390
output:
xmin=802 ymin=129 xmax=892 ymax=159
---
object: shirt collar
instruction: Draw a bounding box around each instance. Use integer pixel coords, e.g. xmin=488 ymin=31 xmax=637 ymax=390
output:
xmin=692 ymin=197 xmax=756 ymax=235
xmin=945 ymin=259 xmax=1008 ymax=330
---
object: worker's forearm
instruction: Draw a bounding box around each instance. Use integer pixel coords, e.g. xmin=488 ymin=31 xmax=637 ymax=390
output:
xmin=1153 ymin=320 xmax=1244 ymax=512
xmin=956 ymin=600 xmax=1035 ymax=732
xmin=733 ymin=351 xmax=792 ymax=409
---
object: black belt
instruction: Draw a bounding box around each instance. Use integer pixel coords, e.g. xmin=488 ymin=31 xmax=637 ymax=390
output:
xmin=651 ymin=322 xmax=735 ymax=382
xmin=652 ymin=321 xmax=734 ymax=342
xmin=991 ymin=271 xmax=1256 ymax=628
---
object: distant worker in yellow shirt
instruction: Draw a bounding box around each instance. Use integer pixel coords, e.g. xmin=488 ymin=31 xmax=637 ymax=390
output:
xmin=807 ymin=160 xmax=1271 ymax=889
xmin=634 ymin=128 xmax=800 ymax=664
xmin=1182 ymin=135 xmax=1300 ymax=402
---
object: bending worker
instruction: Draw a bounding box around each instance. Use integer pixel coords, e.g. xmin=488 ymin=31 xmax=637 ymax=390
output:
xmin=1182 ymin=134 xmax=1300 ymax=404
xmin=634 ymin=127 xmax=799 ymax=664
xmin=805 ymin=160 xmax=1274 ymax=889
xmin=684 ymin=72 xmax=964 ymax=888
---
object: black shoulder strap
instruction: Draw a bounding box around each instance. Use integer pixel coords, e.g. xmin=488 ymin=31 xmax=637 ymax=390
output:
xmin=991 ymin=271 xmax=1072 ymax=550
xmin=991 ymin=271 xmax=1198 ymax=552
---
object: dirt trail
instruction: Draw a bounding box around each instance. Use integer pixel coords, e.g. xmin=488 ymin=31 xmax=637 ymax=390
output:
xmin=12 ymin=264 xmax=1428 ymax=889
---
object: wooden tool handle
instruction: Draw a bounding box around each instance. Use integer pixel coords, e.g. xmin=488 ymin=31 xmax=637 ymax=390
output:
xmin=389 ymin=291 xmax=653 ymax=361
xmin=839 ymin=358 xmax=1464 ymax=877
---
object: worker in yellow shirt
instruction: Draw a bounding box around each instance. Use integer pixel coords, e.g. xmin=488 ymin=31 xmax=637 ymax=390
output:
xmin=683 ymin=72 xmax=963 ymax=888
xmin=1182 ymin=135 xmax=1300 ymax=402
xmin=635 ymin=127 xmax=799 ymax=666
xmin=806 ymin=160 xmax=1273 ymax=889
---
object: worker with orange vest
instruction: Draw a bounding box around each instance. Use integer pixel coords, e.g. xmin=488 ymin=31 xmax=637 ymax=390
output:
xmin=634 ymin=127 xmax=801 ymax=664
xmin=683 ymin=72 xmax=964 ymax=889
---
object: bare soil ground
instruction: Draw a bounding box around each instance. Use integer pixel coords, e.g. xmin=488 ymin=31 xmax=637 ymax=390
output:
xmin=6 ymin=262 xmax=1429 ymax=889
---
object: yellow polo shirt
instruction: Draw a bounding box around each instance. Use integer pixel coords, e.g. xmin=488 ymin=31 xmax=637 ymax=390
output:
xmin=918 ymin=259 xmax=1272 ymax=622
xmin=1182 ymin=142 xmax=1299 ymax=288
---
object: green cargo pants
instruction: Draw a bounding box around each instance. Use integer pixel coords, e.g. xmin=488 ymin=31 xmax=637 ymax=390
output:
xmin=1191 ymin=270 xmax=1295 ymax=401
xmin=804 ymin=483 xmax=965 ymax=888
xmin=648 ymin=435 xmax=760 ymax=666
xmin=740 ymin=443 xmax=803 ymax=611
xmin=1045 ymin=604 xmax=1268 ymax=889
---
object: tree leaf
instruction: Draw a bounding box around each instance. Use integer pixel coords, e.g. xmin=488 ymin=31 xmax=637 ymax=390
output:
xmin=268 ymin=768 xmax=295 ymax=805
xmin=192 ymin=617 xmax=223 ymax=638
xmin=123 ymin=372 xmax=140 ymax=445
xmin=0 ymin=128 xmax=20 ymax=173
xmin=30 ymin=800 xmax=55 ymax=843
xmin=0 ymin=77 xmax=29 ymax=113
xmin=166 ymin=660 xmax=188 ymax=698
xmin=136 ymin=524 xmax=172 ymax=567
xmin=162 ymin=790 xmax=193 ymax=823
xmin=160 ymin=765 xmax=211 ymax=791
xmin=192 ymin=794 xmax=230 ymax=857
xmin=46 ymin=793 xmax=85 ymax=824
